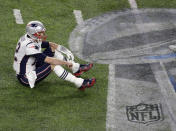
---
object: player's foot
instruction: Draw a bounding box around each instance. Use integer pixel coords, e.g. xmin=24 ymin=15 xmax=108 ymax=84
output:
xmin=79 ymin=78 xmax=96 ymax=91
xmin=74 ymin=63 xmax=93 ymax=77
xmin=169 ymin=45 xmax=176 ymax=51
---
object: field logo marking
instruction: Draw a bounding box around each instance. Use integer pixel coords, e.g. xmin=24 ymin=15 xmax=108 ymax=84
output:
xmin=126 ymin=103 xmax=164 ymax=125
xmin=13 ymin=9 xmax=24 ymax=24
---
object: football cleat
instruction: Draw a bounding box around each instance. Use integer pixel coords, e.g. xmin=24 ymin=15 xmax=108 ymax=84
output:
xmin=79 ymin=78 xmax=96 ymax=91
xmin=74 ymin=63 xmax=93 ymax=77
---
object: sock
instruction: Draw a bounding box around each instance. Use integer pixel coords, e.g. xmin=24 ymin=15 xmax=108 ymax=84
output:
xmin=53 ymin=65 xmax=83 ymax=87
xmin=71 ymin=61 xmax=80 ymax=73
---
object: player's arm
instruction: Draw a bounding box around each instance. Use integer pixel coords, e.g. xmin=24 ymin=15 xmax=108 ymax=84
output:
xmin=49 ymin=42 xmax=74 ymax=61
xmin=49 ymin=42 xmax=58 ymax=50
xmin=44 ymin=56 xmax=72 ymax=67
xmin=26 ymin=43 xmax=72 ymax=67
xmin=31 ymin=53 xmax=72 ymax=67
xmin=42 ymin=41 xmax=74 ymax=61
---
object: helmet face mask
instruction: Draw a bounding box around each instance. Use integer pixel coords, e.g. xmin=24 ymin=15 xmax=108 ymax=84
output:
xmin=33 ymin=31 xmax=47 ymax=41
xmin=26 ymin=21 xmax=47 ymax=41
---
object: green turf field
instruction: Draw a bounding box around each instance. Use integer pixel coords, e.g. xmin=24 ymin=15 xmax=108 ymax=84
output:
xmin=0 ymin=0 xmax=129 ymax=130
xmin=136 ymin=0 xmax=176 ymax=8
xmin=1 ymin=0 xmax=176 ymax=130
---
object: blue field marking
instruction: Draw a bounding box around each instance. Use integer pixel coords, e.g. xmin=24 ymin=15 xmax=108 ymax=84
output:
xmin=169 ymin=75 xmax=176 ymax=92
xmin=144 ymin=53 xmax=176 ymax=60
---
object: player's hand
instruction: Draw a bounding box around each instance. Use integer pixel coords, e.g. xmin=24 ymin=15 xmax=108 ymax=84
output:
xmin=66 ymin=62 xmax=73 ymax=68
xmin=57 ymin=45 xmax=74 ymax=61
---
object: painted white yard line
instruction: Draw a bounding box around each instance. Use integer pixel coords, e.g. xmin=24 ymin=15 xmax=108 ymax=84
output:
xmin=128 ymin=0 xmax=138 ymax=9
xmin=13 ymin=9 xmax=24 ymax=24
xmin=73 ymin=10 xmax=84 ymax=26
xmin=106 ymin=64 xmax=116 ymax=130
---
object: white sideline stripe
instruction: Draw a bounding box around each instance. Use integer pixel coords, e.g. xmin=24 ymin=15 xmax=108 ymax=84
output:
xmin=128 ymin=0 xmax=138 ymax=9
xmin=159 ymin=62 xmax=176 ymax=123
xmin=13 ymin=9 xmax=24 ymax=24
xmin=151 ymin=62 xmax=176 ymax=130
xmin=106 ymin=64 xmax=116 ymax=130
xmin=73 ymin=10 xmax=84 ymax=25
xmin=106 ymin=1 xmax=138 ymax=130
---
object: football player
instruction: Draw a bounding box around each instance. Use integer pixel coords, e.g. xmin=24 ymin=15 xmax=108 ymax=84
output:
xmin=13 ymin=20 xmax=95 ymax=90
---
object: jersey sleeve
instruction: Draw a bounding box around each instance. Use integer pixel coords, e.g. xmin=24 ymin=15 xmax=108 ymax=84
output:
xmin=25 ymin=43 xmax=41 ymax=55
xmin=41 ymin=41 xmax=49 ymax=48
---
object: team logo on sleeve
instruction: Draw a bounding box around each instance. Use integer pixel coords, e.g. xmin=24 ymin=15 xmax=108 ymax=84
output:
xmin=126 ymin=103 xmax=164 ymax=124
xmin=30 ymin=45 xmax=39 ymax=50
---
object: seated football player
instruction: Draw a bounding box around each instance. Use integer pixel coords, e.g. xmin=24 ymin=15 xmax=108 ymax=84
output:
xmin=13 ymin=20 xmax=96 ymax=90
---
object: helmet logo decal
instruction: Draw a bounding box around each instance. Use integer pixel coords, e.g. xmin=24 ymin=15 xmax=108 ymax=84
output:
xmin=31 ymin=24 xmax=37 ymax=27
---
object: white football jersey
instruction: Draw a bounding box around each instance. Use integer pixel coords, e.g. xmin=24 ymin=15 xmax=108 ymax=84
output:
xmin=13 ymin=34 xmax=42 ymax=75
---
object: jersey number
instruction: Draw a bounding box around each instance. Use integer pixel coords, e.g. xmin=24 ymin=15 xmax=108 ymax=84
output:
xmin=14 ymin=42 xmax=21 ymax=62
xmin=15 ymin=42 xmax=21 ymax=53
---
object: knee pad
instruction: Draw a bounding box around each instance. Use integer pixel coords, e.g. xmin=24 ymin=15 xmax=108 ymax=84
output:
xmin=54 ymin=50 xmax=66 ymax=61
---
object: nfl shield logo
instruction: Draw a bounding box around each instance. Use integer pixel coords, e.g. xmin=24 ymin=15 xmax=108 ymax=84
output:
xmin=126 ymin=103 xmax=164 ymax=124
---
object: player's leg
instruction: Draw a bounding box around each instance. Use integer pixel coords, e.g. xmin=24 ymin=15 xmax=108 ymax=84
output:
xmin=31 ymin=47 xmax=53 ymax=85
xmin=54 ymin=50 xmax=93 ymax=76
xmin=42 ymin=47 xmax=81 ymax=75
xmin=17 ymin=74 xmax=30 ymax=87
xmin=26 ymin=47 xmax=53 ymax=87
xmin=17 ymin=64 xmax=95 ymax=90
xmin=35 ymin=63 xmax=52 ymax=84
xmin=16 ymin=63 xmax=52 ymax=88
xmin=52 ymin=65 xmax=96 ymax=90
xmin=43 ymin=47 xmax=95 ymax=89
xmin=35 ymin=47 xmax=94 ymax=89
